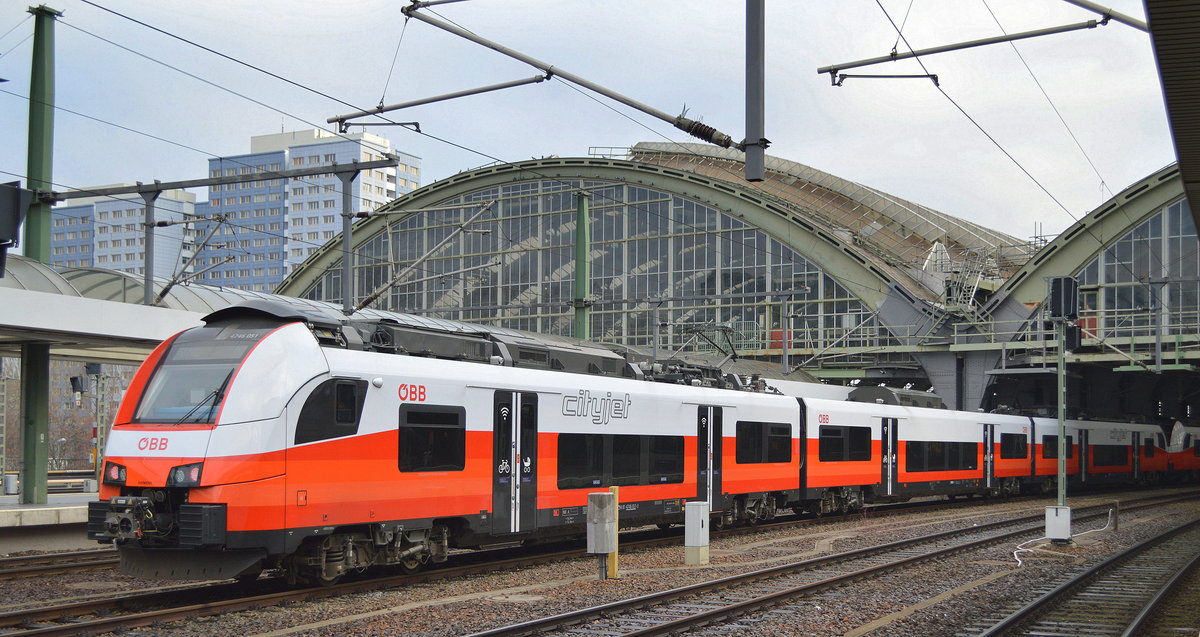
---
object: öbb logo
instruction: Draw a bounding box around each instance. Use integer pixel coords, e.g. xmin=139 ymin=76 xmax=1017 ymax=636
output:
xmin=137 ymin=437 xmax=169 ymax=451
xmin=398 ymin=384 xmax=426 ymax=402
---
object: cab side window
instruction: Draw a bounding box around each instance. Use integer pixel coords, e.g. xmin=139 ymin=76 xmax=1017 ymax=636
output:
xmin=295 ymin=379 xmax=367 ymax=445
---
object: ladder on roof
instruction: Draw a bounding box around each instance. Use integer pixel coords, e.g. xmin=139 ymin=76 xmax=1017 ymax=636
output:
xmin=920 ymin=249 xmax=993 ymax=343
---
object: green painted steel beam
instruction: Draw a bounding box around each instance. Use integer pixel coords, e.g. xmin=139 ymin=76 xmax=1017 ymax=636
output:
xmin=572 ymin=191 xmax=591 ymax=339
xmin=23 ymin=5 xmax=59 ymax=263
xmin=20 ymin=5 xmax=60 ymax=505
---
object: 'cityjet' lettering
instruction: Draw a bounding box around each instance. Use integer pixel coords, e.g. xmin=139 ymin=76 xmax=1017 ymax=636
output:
xmin=561 ymin=390 xmax=632 ymax=425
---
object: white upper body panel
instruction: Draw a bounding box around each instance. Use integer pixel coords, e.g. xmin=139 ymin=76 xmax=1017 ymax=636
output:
xmin=218 ymin=322 xmax=328 ymax=427
xmin=321 ymin=347 xmax=801 ymax=438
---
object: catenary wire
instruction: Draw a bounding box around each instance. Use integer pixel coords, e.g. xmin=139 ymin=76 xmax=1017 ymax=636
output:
xmin=7 ymin=28 xmax=383 ymax=214
xmin=0 ymin=14 xmax=31 ymax=46
xmin=0 ymin=33 xmax=31 ymax=59
xmin=13 ymin=4 xmax=1187 ymax=345
xmin=62 ymin=0 xmax=889 ymax=299
xmin=875 ymin=0 xmax=1078 ymax=220
xmin=980 ymin=0 xmax=1114 ymax=201
xmin=0 ymin=167 xmax=438 ymax=281
xmin=378 ymin=14 xmax=411 ymax=108
xmin=59 ymin=5 xmax=940 ymax=312
xmin=891 ymin=0 xmax=916 ymax=54
xmin=874 ymin=0 xmax=1157 ymax=291
xmin=13 ymin=2 xmax=1023 ymax=308
xmin=41 ymin=4 xmax=980 ymax=313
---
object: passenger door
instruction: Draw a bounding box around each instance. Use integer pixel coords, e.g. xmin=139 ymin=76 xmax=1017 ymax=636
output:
xmin=881 ymin=417 xmax=898 ymax=496
xmin=491 ymin=391 xmax=538 ymax=535
xmin=1132 ymin=433 xmax=1140 ymax=479
xmin=983 ymin=424 xmax=995 ymax=488
xmin=696 ymin=406 xmax=723 ymax=511
xmin=1078 ymin=428 xmax=1089 ymax=483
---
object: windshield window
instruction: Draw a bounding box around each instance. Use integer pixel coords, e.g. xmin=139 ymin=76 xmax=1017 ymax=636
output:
xmin=133 ymin=320 xmax=278 ymax=424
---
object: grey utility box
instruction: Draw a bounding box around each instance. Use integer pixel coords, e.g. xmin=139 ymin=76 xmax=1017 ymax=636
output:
xmin=685 ymin=500 xmax=710 ymax=565
xmin=3 ymin=473 xmax=17 ymax=495
xmin=1046 ymin=505 xmax=1072 ymax=543
xmin=586 ymin=491 xmax=617 ymax=554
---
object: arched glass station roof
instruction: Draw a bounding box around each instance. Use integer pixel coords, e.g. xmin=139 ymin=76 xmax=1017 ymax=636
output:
xmin=277 ymin=151 xmax=941 ymax=377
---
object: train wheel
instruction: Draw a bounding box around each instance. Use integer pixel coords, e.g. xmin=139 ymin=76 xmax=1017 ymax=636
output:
xmin=315 ymin=571 xmax=343 ymax=586
xmin=398 ymin=556 xmax=427 ymax=574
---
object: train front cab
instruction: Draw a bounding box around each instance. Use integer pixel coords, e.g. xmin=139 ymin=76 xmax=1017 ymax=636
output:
xmin=88 ymin=314 xmax=325 ymax=580
xmin=1168 ymin=424 xmax=1200 ymax=481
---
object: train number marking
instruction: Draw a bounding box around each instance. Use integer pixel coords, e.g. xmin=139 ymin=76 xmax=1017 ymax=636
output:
xmin=397 ymin=384 xmax=427 ymax=402
xmin=818 ymin=414 xmax=830 ymax=424
xmin=137 ymin=437 xmax=169 ymax=451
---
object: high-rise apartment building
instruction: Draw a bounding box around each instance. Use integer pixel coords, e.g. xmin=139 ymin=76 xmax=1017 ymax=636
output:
xmin=194 ymin=129 xmax=419 ymax=291
xmin=47 ymin=130 xmax=420 ymax=294
xmin=50 ymin=189 xmax=197 ymax=276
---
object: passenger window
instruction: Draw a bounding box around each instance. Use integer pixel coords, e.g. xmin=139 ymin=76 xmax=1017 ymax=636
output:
xmin=736 ymin=421 xmax=793 ymax=464
xmin=1000 ymin=433 xmax=1028 ymax=459
xmin=557 ymin=433 xmax=684 ymax=489
xmin=557 ymin=434 xmax=604 ymax=489
xmin=398 ymin=405 xmax=465 ymax=472
xmin=1042 ymin=435 xmax=1074 ymax=459
xmin=906 ymin=441 xmax=978 ymax=472
xmin=1093 ymin=444 xmax=1128 ymax=466
xmin=611 ymin=435 xmax=643 ymax=487
xmin=1143 ymin=438 xmax=1155 ymax=458
xmin=295 ymin=379 xmax=367 ymax=445
xmin=648 ymin=436 xmax=685 ymax=484
xmin=818 ymin=425 xmax=871 ymax=462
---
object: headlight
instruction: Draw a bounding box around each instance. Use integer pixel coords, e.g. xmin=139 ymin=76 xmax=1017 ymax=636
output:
xmin=103 ymin=462 xmax=126 ymax=486
xmin=167 ymin=462 xmax=203 ymax=487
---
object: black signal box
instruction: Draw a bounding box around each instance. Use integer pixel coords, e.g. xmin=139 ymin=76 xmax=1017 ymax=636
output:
xmin=1048 ymin=276 xmax=1079 ymax=320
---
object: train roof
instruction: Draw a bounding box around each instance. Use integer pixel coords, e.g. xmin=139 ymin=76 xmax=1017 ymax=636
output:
xmin=199 ymin=297 xmax=820 ymax=391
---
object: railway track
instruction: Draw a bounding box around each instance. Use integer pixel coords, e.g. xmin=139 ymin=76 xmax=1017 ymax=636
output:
xmin=0 ymin=493 xmax=1008 ymax=635
xmin=466 ymin=492 xmax=1198 ymax=637
xmin=975 ymin=517 xmax=1200 ymax=637
xmin=0 ymin=550 xmax=117 ymax=580
xmin=0 ymin=490 xmax=1189 ymax=635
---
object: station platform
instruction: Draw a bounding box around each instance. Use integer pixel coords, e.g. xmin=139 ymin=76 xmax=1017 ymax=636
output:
xmin=0 ymin=493 xmax=97 ymax=554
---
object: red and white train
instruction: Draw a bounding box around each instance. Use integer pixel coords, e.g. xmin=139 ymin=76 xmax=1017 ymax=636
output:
xmin=88 ymin=300 xmax=1200 ymax=583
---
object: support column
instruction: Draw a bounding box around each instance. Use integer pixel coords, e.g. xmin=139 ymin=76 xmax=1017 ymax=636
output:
xmin=1057 ymin=321 xmax=1067 ymax=507
xmin=141 ymin=187 xmax=160 ymax=305
xmin=22 ymin=5 xmax=60 ymax=262
xmin=572 ymin=191 xmax=591 ymax=339
xmin=743 ymin=0 xmax=767 ymax=182
xmin=19 ymin=345 xmax=49 ymax=504
xmin=20 ymin=5 xmax=61 ymax=505
xmin=336 ymin=165 xmax=359 ymax=315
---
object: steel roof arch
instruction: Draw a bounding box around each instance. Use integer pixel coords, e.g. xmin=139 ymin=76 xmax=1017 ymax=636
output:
xmin=984 ymin=163 xmax=1185 ymax=328
xmin=275 ymin=156 xmax=934 ymax=319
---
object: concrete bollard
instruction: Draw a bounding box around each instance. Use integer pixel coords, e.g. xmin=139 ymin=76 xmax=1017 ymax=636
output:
xmin=587 ymin=489 xmax=619 ymax=579
xmin=685 ymin=500 xmax=710 ymax=565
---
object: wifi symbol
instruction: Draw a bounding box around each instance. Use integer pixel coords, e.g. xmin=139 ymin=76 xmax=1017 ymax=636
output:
xmin=500 ymin=406 xmax=511 ymax=419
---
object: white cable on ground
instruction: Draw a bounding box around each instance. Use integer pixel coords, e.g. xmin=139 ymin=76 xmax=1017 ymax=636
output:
xmin=1013 ymin=508 xmax=1114 ymax=567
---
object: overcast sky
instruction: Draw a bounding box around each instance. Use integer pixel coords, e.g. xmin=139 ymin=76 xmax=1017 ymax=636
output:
xmin=0 ymin=0 xmax=1173 ymax=241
